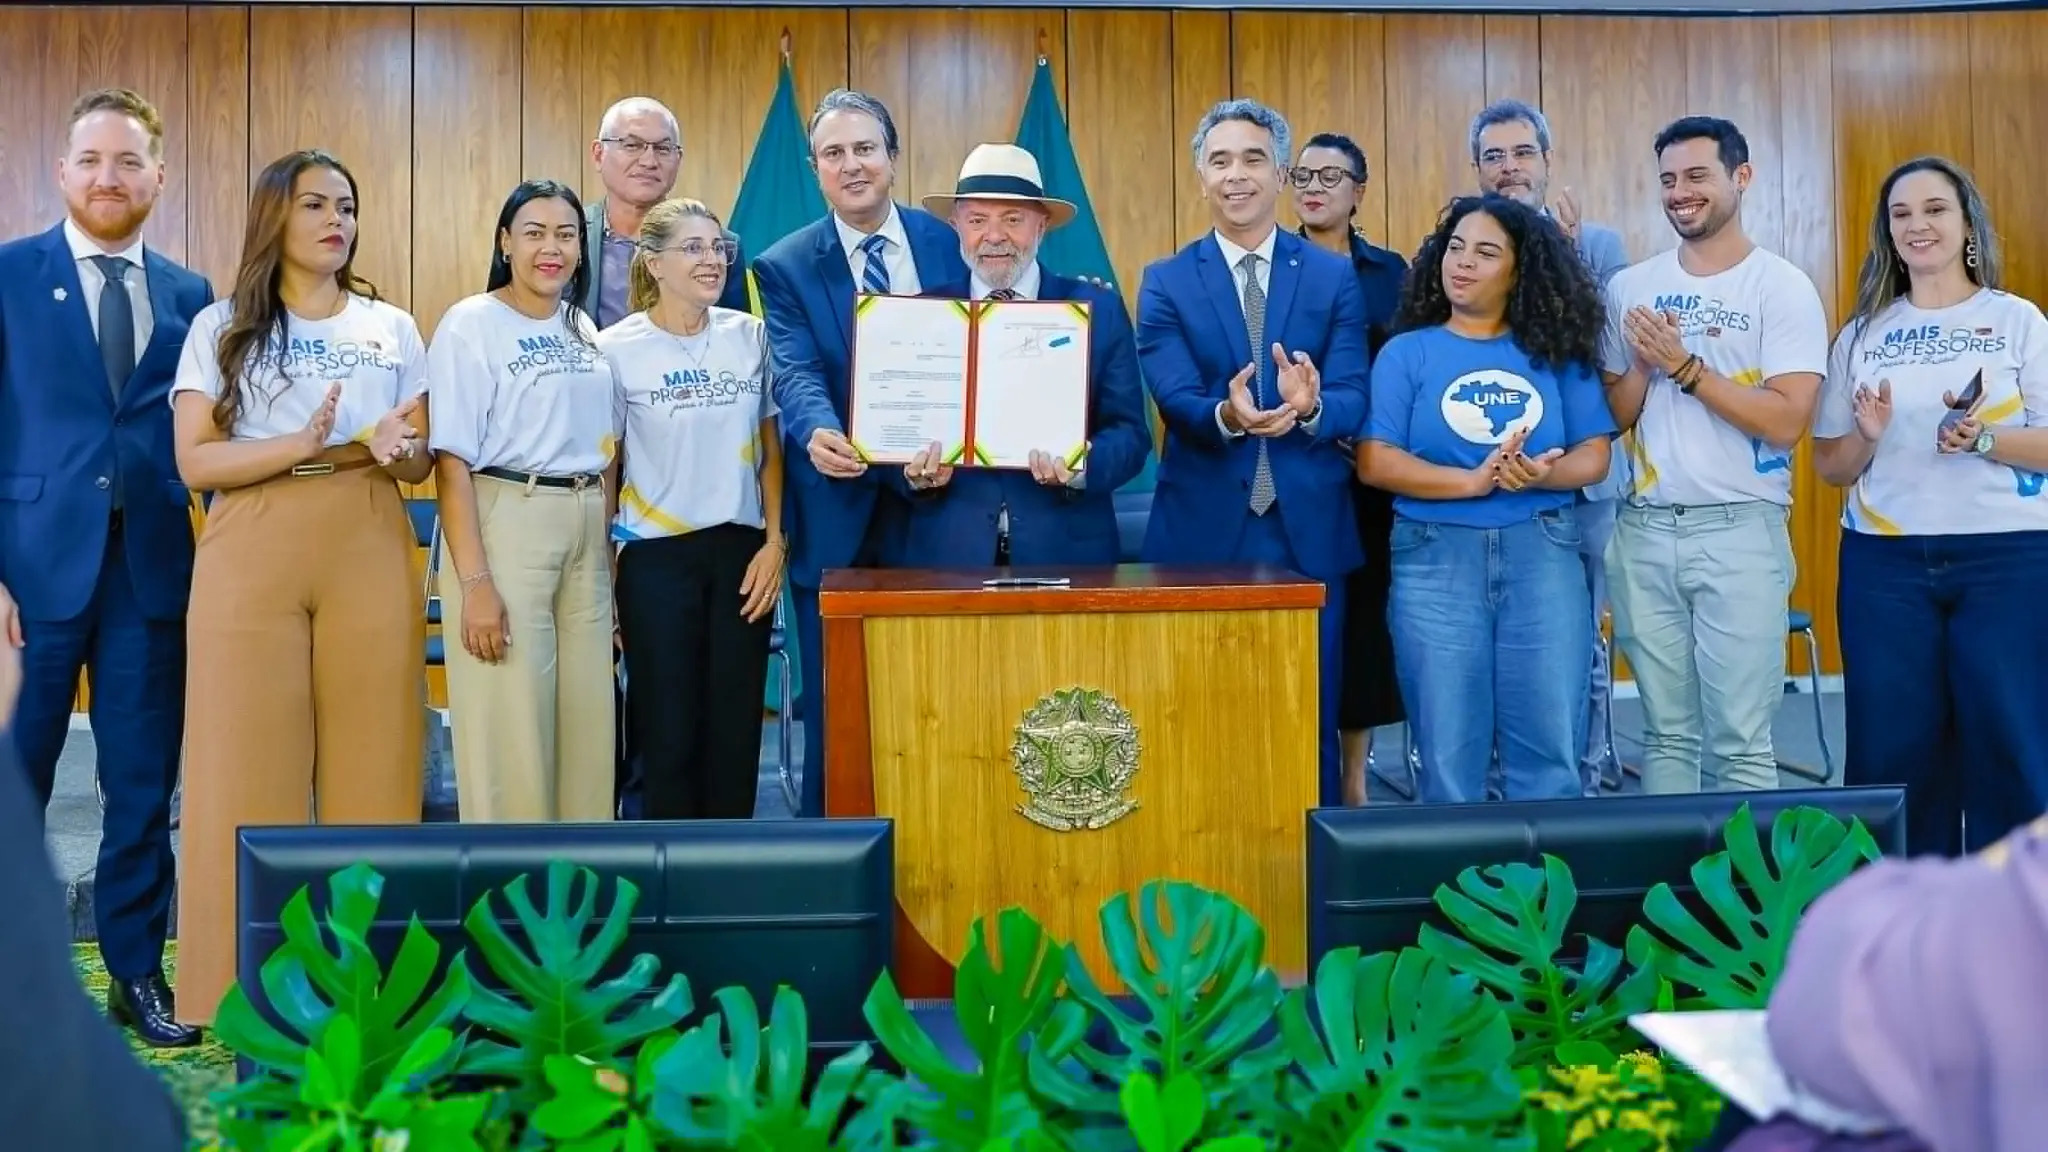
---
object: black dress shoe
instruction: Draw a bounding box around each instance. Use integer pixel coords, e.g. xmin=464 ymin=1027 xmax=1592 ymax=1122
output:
xmin=108 ymin=972 xmax=201 ymax=1048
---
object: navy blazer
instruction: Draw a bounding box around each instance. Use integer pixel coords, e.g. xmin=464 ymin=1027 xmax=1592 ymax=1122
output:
xmin=0 ymin=224 xmax=211 ymax=622
xmin=893 ymin=269 xmax=1152 ymax=568
xmin=1135 ymin=228 xmax=1369 ymax=581
xmin=752 ymin=206 xmax=968 ymax=586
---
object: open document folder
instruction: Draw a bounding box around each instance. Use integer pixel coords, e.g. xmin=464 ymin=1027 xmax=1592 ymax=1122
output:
xmin=1629 ymin=1011 xmax=1896 ymax=1137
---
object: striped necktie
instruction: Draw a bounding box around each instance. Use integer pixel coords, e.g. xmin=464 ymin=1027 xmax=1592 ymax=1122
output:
xmin=987 ymin=288 xmax=1019 ymax=301
xmin=859 ymin=233 xmax=891 ymax=295
xmin=1240 ymin=253 xmax=1276 ymax=516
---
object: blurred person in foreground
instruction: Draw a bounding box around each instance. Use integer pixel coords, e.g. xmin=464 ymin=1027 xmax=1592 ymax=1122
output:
xmin=0 ymin=612 xmax=186 ymax=1150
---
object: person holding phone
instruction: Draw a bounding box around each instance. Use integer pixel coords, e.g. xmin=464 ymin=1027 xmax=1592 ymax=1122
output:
xmin=1358 ymin=194 xmax=1616 ymax=803
xmin=1812 ymin=155 xmax=2048 ymax=857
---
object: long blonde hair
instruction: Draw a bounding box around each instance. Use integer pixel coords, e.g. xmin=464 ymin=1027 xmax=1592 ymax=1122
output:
xmin=626 ymin=198 xmax=725 ymax=313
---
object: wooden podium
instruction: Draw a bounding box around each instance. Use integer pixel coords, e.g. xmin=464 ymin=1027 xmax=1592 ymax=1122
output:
xmin=819 ymin=565 xmax=1322 ymax=1000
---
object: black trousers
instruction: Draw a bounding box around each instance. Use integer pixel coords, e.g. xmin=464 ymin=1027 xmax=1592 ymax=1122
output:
xmin=617 ymin=523 xmax=773 ymax=820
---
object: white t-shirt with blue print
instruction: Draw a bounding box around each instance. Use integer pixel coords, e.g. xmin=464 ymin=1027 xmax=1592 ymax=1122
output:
xmin=598 ymin=308 xmax=779 ymax=541
xmin=1600 ymin=246 xmax=1829 ymax=508
xmin=1366 ymin=326 xmax=1618 ymax=529
xmin=172 ymin=294 xmax=427 ymax=444
xmin=1814 ymin=288 xmax=2048 ymax=537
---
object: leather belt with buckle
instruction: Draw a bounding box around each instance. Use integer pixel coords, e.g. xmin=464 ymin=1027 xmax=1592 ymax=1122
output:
xmin=289 ymin=457 xmax=376 ymax=478
xmin=477 ymin=465 xmax=600 ymax=490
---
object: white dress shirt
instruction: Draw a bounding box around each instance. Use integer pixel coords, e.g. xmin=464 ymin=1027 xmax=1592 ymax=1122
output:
xmin=834 ymin=204 xmax=922 ymax=296
xmin=1208 ymin=226 xmax=1320 ymax=437
xmin=64 ymin=217 xmax=154 ymax=356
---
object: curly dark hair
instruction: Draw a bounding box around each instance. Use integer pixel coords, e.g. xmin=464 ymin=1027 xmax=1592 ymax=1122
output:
xmin=1393 ymin=193 xmax=1606 ymax=374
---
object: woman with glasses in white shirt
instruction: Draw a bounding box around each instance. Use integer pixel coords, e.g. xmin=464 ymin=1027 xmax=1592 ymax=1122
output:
xmin=598 ymin=198 xmax=785 ymax=819
xmin=429 ymin=178 xmax=624 ymax=823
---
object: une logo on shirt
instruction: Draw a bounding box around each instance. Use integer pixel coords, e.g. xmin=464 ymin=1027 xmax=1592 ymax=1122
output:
xmin=1440 ymin=369 xmax=1544 ymax=445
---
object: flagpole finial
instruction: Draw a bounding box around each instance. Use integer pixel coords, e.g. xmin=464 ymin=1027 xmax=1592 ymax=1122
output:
xmin=1036 ymin=27 xmax=1048 ymax=65
xmin=780 ymin=27 xmax=792 ymax=61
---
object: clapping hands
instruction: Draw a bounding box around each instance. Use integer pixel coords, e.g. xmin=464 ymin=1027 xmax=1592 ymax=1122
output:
xmin=1470 ymin=428 xmax=1564 ymax=495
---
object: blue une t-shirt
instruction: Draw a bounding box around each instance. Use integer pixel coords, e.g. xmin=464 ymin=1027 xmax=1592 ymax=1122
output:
xmin=1365 ymin=326 xmax=1617 ymax=528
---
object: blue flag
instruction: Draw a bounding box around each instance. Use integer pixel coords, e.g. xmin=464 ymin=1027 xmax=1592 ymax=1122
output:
xmin=1012 ymin=57 xmax=1157 ymax=493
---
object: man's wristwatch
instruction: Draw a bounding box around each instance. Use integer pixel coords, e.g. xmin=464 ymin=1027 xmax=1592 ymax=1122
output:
xmin=1973 ymin=429 xmax=1997 ymax=456
xmin=1304 ymin=397 xmax=1324 ymax=425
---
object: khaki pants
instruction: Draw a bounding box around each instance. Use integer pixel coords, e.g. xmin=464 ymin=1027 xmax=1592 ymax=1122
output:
xmin=437 ymin=474 xmax=615 ymax=822
xmin=176 ymin=458 xmax=425 ymax=1026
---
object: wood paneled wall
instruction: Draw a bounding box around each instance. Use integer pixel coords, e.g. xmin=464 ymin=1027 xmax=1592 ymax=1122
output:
xmin=5 ymin=5 xmax=2046 ymax=678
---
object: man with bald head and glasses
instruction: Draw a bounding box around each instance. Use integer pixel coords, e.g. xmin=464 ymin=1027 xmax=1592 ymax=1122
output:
xmin=1468 ymin=98 xmax=1631 ymax=799
xmin=557 ymin=96 xmax=752 ymax=329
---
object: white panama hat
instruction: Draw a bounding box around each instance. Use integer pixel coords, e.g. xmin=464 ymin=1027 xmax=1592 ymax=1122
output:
xmin=921 ymin=142 xmax=1077 ymax=229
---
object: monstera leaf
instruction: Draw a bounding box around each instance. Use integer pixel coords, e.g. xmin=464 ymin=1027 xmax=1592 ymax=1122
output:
xmin=1027 ymin=881 xmax=1288 ymax=1143
xmin=456 ymin=860 xmax=692 ymax=1099
xmin=216 ymin=1018 xmax=496 ymax=1152
xmin=1626 ymin=804 xmax=1882 ymax=1008
xmin=1418 ymin=856 xmax=1665 ymax=1063
xmin=212 ymin=862 xmax=471 ymax=1115
xmin=647 ymin=984 xmax=882 ymax=1149
xmin=862 ymin=906 xmax=1067 ymax=1146
xmin=1275 ymin=947 xmax=1534 ymax=1150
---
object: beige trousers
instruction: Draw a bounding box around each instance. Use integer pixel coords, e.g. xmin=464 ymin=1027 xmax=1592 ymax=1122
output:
xmin=176 ymin=457 xmax=425 ymax=1026
xmin=437 ymin=474 xmax=615 ymax=822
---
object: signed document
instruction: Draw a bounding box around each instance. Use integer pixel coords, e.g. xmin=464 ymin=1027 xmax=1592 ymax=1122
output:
xmin=971 ymin=298 xmax=1092 ymax=469
xmin=847 ymin=295 xmax=970 ymax=465
xmin=846 ymin=293 xmax=1092 ymax=470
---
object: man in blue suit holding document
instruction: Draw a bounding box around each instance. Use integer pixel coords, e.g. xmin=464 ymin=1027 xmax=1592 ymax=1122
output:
xmin=1135 ymin=99 xmax=1371 ymax=804
xmin=752 ymin=89 xmax=968 ymax=818
xmin=892 ymin=144 xmax=1152 ymax=567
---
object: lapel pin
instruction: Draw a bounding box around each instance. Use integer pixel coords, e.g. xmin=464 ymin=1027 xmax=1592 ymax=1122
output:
xmin=1289 ymin=258 xmax=1299 ymax=267
xmin=53 ymin=287 xmax=67 ymax=302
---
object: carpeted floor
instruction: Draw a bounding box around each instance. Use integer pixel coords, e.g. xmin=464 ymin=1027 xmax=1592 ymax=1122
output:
xmin=74 ymin=941 xmax=232 ymax=1149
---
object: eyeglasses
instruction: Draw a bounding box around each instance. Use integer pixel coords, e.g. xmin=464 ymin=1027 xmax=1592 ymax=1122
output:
xmin=1289 ymin=166 xmax=1358 ymax=190
xmin=652 ymin=238 xmax=738 ymax=265
xmin=601 ymin=137 xmax=680 ymax=160
xmin=1477 ymin=145 xmax=1544 ymax=168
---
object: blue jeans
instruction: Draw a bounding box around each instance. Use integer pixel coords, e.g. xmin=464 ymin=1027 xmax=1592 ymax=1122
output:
xmin=1388 ymin=509 xmax=1590 ymax=804
xmin=1578 ymin=495 xmax=1619 ymax=794
xmin=1838 ymin=529 xmax=2048 ymax=856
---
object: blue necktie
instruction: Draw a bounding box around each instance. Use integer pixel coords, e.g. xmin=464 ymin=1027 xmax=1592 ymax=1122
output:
xmin=860 ymin=234 xmax=891 ymax=295
xmin=91 ymin=255 xmax=136 ymax=400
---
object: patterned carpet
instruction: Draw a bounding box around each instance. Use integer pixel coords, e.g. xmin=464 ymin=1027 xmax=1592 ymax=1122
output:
xmin=73 ymin=941 xmax=232 ymax=1149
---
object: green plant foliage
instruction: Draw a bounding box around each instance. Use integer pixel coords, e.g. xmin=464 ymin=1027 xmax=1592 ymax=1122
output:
xmin=1418 ymin=856 xmax=1667 ymax=1063
xmin=1026 ymin=879 xmax=1288 ymax=1143
xmin=197 ymin=804 xmax=1882 ymax=1152
xmin=1625 ymin=803 xmax=1882 ymax=1008
xmin=1525 ymin=1051 xmax=1724 ymax=1151
xmin=457 ymin=860 xmax=693 ymax=1098
xmin=211 ymin=861 xmax=471 ymax=1118
xmin=1276 ymin=946 xmax=1533 ymax=1149
xmin=861 ymin=906 xmax=1066 ymax=1146
xmin=648 ymin=984 xmax=891 ymax=1149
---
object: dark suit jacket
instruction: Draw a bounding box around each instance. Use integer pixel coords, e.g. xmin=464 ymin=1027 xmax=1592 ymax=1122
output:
xmin=751 ymin=205 xmax=969 ymax=586
xmin=581 ymin=197 xmax=750 ymax=324
xmin=892 ymin=269 xmax=1153 ymax=568
xmin=1134 ymin=227 xmax=1370 ymax=581
xmin=0 ymin=224 xmax=210 ymax=621
xmin=0 ymin=729 xmax=186 ymax=1150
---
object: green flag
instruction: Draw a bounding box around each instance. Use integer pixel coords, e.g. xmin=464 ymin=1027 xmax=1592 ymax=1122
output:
xmin=731 ymin=56 xmax=828 ymax=718
xmin=1013 ymin=57 xmax=1157 ymax=494
xmin=730 ymin=56 xmax=828 ymax=318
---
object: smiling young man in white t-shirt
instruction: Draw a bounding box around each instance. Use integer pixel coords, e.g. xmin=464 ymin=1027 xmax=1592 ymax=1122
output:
xmin=1598 ymin=116 xmax=1830 ymax=796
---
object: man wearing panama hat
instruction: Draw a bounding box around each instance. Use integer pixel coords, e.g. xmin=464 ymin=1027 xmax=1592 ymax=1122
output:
xmin=894 ymin=143 xmax=1152 ymax=567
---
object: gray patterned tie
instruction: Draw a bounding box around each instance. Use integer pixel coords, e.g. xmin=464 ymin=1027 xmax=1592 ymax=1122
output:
xmin=92 ymin=255 xmax=136 ymax=400
xmin=1239 ymin=253 xmax=1276 ymax=516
